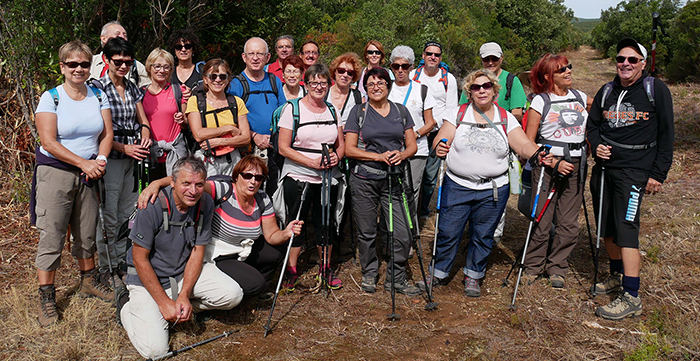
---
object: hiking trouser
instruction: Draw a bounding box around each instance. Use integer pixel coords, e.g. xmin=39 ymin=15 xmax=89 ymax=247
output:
xmin=96 ymin=158 xmax=136 ymax=271
xmin=409 ymin=156 xmax=427 ymax=217
xmin=34 ymin=165 xmax=98 ymax=271
xmin=523 ymin=160 xmax=583 ymax=276
xmin=121 ymin=262 xmax=243 ymax=359
xmin=350 ymin=173 xmax=410 ymax=282
xmin=283 ymin=177 xmax=338 ymax=248
xmin=433 ymin=176 xmax=509 ymax=280
xmin=419 ymin=132 xmax=440 ymax=218
xmin=214 ymin=238 xmax=283 ymax=296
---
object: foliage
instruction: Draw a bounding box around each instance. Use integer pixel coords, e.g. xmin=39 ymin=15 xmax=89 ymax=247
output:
xmin=667 ymin=0 xmax=700 ymax=81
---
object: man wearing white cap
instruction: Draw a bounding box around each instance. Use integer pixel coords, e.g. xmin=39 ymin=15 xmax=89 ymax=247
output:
xmin=587 ymin=37 xmax=674 ymax=320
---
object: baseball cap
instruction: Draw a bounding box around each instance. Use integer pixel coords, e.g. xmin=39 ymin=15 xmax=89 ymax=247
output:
xmin=479 ymin=42 xmax=503 ymax=59
xmin=616 ymin=38 xmax=648 ymax=60
xmin=424 ymin=41 xmax=442 ymax=52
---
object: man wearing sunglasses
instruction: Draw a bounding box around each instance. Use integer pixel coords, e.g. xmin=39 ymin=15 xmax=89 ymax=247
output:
xmin=90 ymin=21 xmax=150 ymax=87
xmin=265 ymin=35 xmax=295 ymax=81
xmin=587 ymin=37 xmax=674 ymax=320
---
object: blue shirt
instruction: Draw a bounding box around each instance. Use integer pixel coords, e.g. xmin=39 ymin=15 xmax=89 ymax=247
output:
xmin=227 ymin=72 xmax=286 ymax=135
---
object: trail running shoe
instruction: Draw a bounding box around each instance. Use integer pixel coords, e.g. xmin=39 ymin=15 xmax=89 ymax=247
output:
xmin=318 ymin=267 xmax=343 ymax=290
xmin=549 ymin=274 xmax=565 ymax=289
xmin=361 ymin=275 xmax=376 ymax=293
xmin=281 ymin=268 xmax=298 ymax=292
xmin=596 ymin=291 xmax=642 ymax=320
xmin=592 ymin=272 xmax=623 ymax=295
xmin=417 ymin=275 xmax=445 ymax=292
xmin=464 ymin=276 xmax=481 ymax=297
xmin=385 ymin=279 xmax=422 ymax=297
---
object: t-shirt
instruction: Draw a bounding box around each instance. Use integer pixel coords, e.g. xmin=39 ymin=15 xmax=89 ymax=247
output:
xmin=99 ymin=75 xmax=145 ymax=159
xmin=265 ymin=60 xmax=284 ymax=82
xmin=388 ymin=80 xmax=437 ymax=156
xmin=530 ymin=90 xmax=588 ymax=157
xmin=35 ymin=85 xmax=110 ymax=160
xmin=184 ymin=95 xmax=248 ymax=156
xmin=445 ymin=104 xmax=520 ymax=190
xmin=206 ymin=181 xmax=275 ymax=261
xmin=143 ymin=84 xmax=181 ymax=162
xmin=227 ymin=72 xmax=286 ymax=135
xmin=344 ymin=102 xmax=415 ymax=180
xmin=409 ymin=68 xmax=458 ymax=129
xmin=326 ymin=87 xmax=359 ymax=126
xmin=279 ymin=100 xmax=340 ymax=183
xmin=171 ymin=66 xmax=202 ymax=90
xmin=126 ymin=186 xmax=214 ymax=288
xmin=459 ymin=70 xmax=527 ymax=112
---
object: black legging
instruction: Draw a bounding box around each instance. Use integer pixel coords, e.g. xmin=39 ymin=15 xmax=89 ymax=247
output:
xmin=214 ymin=236 xmax=283 ymax=296
xmin=283 ymin=177 xmax=338 ymax=248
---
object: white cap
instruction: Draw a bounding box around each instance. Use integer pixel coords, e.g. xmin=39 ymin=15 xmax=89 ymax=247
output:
xmin=617 ymin=38 xmax=648 ymax=60
xmin=479 ymin=42 xmax=503 ymax=58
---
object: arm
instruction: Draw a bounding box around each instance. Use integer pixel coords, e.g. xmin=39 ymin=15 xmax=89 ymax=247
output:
xmin=508 ymin=127 xmax=542 ymax=160
xmin=201 ymin=113 xmax=250 ymax=150
xmin=510 ymin=108 xmax=523 ymax=123
xmin=395 ymin=128 xmax=417 ymax=165
xmin=261 ymin=216 xmax=303 ymax=246
xmin=136 ymin=101 xmax=152 ymax=147
xmin=345 ymin=132 xmax=384 ymax=163
xmin=187 ymin=110 xmax=239 ymax=143
xmin=174 ymin=244 xmax=207 ymax=322
xmin=433 ymin=121 xmax=456 ymax=157
xmin=132 ymin=243 xmax=180 ymax=322
xmin=138 ymin=176 xmax=214 ymax=209
xmin=648 ymin=81 xmax=675 ymax=192
xmin=524 ymin=109 xmax=540 ymax=143
xmin=417 ymin=108 xmax=437 ymax=138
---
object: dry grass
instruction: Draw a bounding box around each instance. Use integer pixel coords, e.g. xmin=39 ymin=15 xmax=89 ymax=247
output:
xmin=1 ymin=45 xmax=699 ymax=360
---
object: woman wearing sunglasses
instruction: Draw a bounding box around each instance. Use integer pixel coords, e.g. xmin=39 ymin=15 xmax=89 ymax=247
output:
xmin=328 ymin=53 xmax=363 ymax=125
xmin=429 ymin=69 xmax=548 ymax=298
xmin=281 ymin=55 xmax=306 ymax=100
xmin=357 ymin=40 xmax=393 ymax=99
xmin=277 ymin=64 xmax=346 ymax=290
xmin=186 ymin=59 xmax=250 ymax=176
xmin=521 ymin=54 xmax=592 ymax=289
xmin=33 ymin=40 xmax=115 ymax=326
xmin=139 ymin=155 xmax=303 ymax=298
xmin=168 ymin=28 xmax=202 ymax=90
xmin=142 ymin=48 xmax=188 ymax=180
xmin=345 ymin=67 xmax=419 ymax=295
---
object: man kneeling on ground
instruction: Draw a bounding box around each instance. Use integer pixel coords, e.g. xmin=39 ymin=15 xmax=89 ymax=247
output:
xmin=119 ymin=156 xmax=243 ymax=358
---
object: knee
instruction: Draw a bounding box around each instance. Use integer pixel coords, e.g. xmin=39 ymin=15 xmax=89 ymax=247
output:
xmin=139 ymin=343 xmax=169 ymax=360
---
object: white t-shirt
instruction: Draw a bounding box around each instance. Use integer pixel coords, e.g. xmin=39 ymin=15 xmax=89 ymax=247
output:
xmin=445 ymin=104 xmax=520 ymax=190
xmin=409 ymin=68 xmax=458 ymax=129
xmin=530 ymin=90 xmax=588 ymax=157
xmin=326 ymin=86 xmax=358 ymax=127
xmin=388 ymin=80 xmax=436 ymax=156
xmin=35 ymin=85 xmax=110 ymax=159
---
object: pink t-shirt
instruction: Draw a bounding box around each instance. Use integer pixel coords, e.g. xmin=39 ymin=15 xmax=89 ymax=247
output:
xmin=143 ymin=84 xmax=181 ymax=162
xmin=279 ymin=100 xmax=339 ymax=183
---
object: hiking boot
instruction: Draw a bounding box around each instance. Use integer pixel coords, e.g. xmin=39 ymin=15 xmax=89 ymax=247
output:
xmin=317 ymin=267 xmax=343 ymax=290
xmin=549 ymin=274 xmax=565 ymax=289
xmin=592 ymin=272 xmax=623 ymax=295
xmin=361 ymin=275 xmax=377 ymax=293
xmin=464 ymin=276 xmax=481 ymax=297
xmin=115 ymin=287 xmax=129 ymax=327
xmin=417 ymin=275 xmax=445 ymax=292
xmin=595 ymin=291 xmax=642 ymax=320
xmin=79 ymin=269 xmax=114 ymax=301
xmin=37 ymin=285 xmax=58 ymax=327
xmin=281 ymin=268 xmax=298 ymax=292
xmin=521 ymin=273 xmax=539 ymax=286
xmin=385 ymin=279 xmax=422 ymax=297
xmin=257 ymin=292 xmax=275 ymax=302
xmin=100 ymin=269 xmax=124 ymax=293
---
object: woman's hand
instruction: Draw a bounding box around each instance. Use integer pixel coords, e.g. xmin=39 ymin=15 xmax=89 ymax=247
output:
xmin=181 ymin=85 xmax=191 ymax=105
xmin=226 ymin=125 xmax=241 ymax=137
xmin=199 ymin=138 xmax=219 ymax=150
xmin=378 ymin=150 xmax=404 ymax=165
xmin=79 ymin=159 xmax=105 ymax=180
xmin=124 ymin=143 xmax=150 ymax=160
xmin=539 ymin=153 xmax=554 ymax=167
xmin=285 ymin=220 xmax=304 ymax=238
xmin=436 ymin=142 xmax=450 ymax=158
xmin=552 ymin=158 xmax=575 ymax=175
xmin=138 ymin=182 xmax=162 ymax=209
xmin=173 ymin=112 xmax=186 ymax=125
xmin=596 ymin=144 xmax=612 ymax=160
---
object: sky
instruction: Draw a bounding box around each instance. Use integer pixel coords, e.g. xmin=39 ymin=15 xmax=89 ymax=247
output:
xmin=564 ymin=0 xmax=621 ymax=19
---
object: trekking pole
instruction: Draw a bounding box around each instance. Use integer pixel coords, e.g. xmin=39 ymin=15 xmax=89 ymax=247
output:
xmin=581 ymin=194 xmax=596 ymax=274
xmin=95 ymin=178 xmax=120 ymax=303
xmin=147 ymin=329 xmax=239 ymax=360
xmin=263 ymin=182 xmax=309 ymax=337
xmin=397 ymin=171 xmax=437 ymax=311
xmin=387 ymin=165 xmax=400 ymax=321
xmin=592 ymin=160 xmax=606 ymax=297
xmin=320 ymin=144 xmax=332 ymax=295
xmin=428 ymin=139 xmax=448 ymax=299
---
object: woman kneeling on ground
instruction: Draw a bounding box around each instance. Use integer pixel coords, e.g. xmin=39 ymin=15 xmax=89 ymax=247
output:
xmin=139 ymin=155 xmax=302 ymax=298
xmin=522 ymin=54 xmax=591 ymax=288
xmin=33 ymin=40 xmax=114 ymax=326
xmin=424 ymin=69 xmax=550 ymax=298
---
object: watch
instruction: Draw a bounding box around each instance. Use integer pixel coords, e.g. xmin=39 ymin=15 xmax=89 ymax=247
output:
xmin=96 ymin=155 xmax=108 ymax=164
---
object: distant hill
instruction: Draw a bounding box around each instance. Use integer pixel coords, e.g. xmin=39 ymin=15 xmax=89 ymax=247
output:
xmin=572 ymin=18 xmax=601 ymax=33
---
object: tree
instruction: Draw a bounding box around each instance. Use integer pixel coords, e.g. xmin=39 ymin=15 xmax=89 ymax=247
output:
xmin=668 ymin=0 xmax=700 ymax=81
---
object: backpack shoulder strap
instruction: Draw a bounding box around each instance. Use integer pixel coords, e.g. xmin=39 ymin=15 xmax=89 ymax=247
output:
xmin=195 ymin=61 xmax=205 ymax=74
xmin=289 ymin=98 xmax=301 ymax=139
xmin=600 ymin=81 xmax=615 ymax=109
xmin=455 ymin=103 xmax=469 ymax=127
xmin=539 ymin=93 xmax=552 ymax=126
xmin=412 ymin=66 xmax=423 ymax=82
xmin=421 ymin=84 xmax=428 ymax=112
xmin=89 ymin=86 xmax=104 ymax=104
xmin=236 ymin=73 xmax=250 ymax=103
xmin=570 ymin=89 xmax=585 ymax=108
xmin=268 ymin=73 xmax=279 ymax=96
xmin=440 ymin=67 xmax=448 ymax=92
xmin=351 ymin=88 xmax=362 ymax=106
xmin=325 ymin=101 xmax=339 ymax=126
xmin=48 ymin=87 xmax=60 ymax=110
xmin=643 ymin=76 xmax=655 ymax=107
xmin=225 ymin=93 xmax=239 ymax=126
xmin=171 ymin=83 xmax=183 ymax=113
xmin=505 ymin=73 xmax=515 ymax=101
xmin=157 ymin=189 xmax=171 ymax=232
xmin=498 ymin=106 xmax=508 ymax=134
xmin=196 ymin=90 xmax=207 ymax=128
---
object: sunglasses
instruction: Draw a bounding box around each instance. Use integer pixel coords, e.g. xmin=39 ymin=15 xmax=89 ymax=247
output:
xmin=555 ymin=64 xmax=573 ymax=73
xmin=616 ymin=56 xmax=642 ymax=64
xmin=63 ymin=61 xmax=91 ymax=69
xmin=366 ymin=50 xmax=382 ymax=56
xmin=207 ymin=73 xmax=229 ymax=81
xmin=470 ymin=82 xmax=494 ymax=91
xmin=336 ymin=67 xmax=356 ymax=77
xmin=240 ymin=172 xmax=265 ymax=182
xmin=482 ymin=56 xmax=501 ymax=63
xmin=111 ymin=59 xmax=134 ymax=68
xmin=391 ymin=63 xmax=411 ymax=71
xmin=425 ymin=51 xmax=442 ymax=58
xmin=174 ymin=43 xmax=193 ymax=51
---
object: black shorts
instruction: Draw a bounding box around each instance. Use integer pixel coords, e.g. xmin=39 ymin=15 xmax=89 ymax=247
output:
xmin=590 ymin=166 xmax=647 ymax=249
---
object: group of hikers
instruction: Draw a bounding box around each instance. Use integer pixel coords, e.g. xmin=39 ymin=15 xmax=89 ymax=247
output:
xmin=30 ymin=19 xmax=673 ymax=359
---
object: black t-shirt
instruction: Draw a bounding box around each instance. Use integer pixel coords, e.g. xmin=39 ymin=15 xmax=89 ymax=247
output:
xmin=171 ymin=66 xmax=202 ymax=90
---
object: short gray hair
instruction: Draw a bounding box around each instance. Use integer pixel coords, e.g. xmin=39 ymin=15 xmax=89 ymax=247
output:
xmin=101 ymin=21 xmax=122 ymax=36
xmin=390 ymin=45 xmax=415 ymax=64
xmin=276 ymin=35 xmax=294 ymax=49
xmin=171 ymin=155 xmax=207 ymax=183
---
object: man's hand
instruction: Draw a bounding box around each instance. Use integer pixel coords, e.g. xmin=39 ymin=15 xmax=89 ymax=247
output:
xmin=158 ymin=298 xmax=181 ymax=323
xmin=596 ymin=144 xmax=612 ymax=160
xmin=646 ymin=178 xmax=663 ymax=195
xmin=253 ymin=133 xmax=271 ymax=149
xmin=174 ymin=295 xmax=193 ymax=323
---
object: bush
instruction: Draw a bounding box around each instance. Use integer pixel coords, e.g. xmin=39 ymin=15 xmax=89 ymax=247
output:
xmin=667 ymin=0 xmax=700 ymax=82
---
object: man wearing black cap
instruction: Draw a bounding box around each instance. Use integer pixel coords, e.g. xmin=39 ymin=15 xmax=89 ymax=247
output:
xmin=587 ymin=38 xmax=674 ymax=320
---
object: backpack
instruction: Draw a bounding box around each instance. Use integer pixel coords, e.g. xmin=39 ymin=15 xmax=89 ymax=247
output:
xmin=522 ymin=90 xmax=585 ymax=134
xmin=412 ymin=60 xmax=450 ymax=92
xmin=235 ymin=72 xmax=280 ymax=103
xmin=351 ymin=101 xmax=410 ymax=177
xmin=139 ymin=83 xmax=183 ymax=112
xmin=455 ymin=103 xmax=508 ymax=134
xmin=191 ymin=86 xmax=239 ymax=156
xmin=600 ymin=76 xmax=655 ymax=109
xmin=269 ymin=98 xmax=339 ymax=172
xmin=504 ymin=72 xmax=516 ymax=102
xmin=48 ymin=85 xmax=104 ymax=110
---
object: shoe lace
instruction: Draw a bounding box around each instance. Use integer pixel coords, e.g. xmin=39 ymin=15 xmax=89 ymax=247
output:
xmin=39 ymin=291 xmax=57 ymax=317
xmin=92 ymin=272 xmax=113 ymax=294
xmin=466 ymin=277 xmax=478 ymax=288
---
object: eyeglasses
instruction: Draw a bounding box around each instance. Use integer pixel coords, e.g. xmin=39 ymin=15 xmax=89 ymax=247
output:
xmin=366 ymin=50 xmax=382 ymax=56
xmin=469 ymin=82 xmax=493 ymax=91
xmin=245 ymin=52 xmax=268 ymax=59
xmin=425 ymin=51 xmax=442 ymax=58
xmin=555 ymin=64 xmax=573 ymax=73
xmin=366 ymin=81 xmax=388 ymax=89
xmin=308 ymin=81 xmax=329 ymax=89
xmin=277 ymin=44 xmax=292 ymax=49
xmin=110 ymin=59 xmax=134 ymax=68
xmin=482 ymin=56 xmax=500 ymax=63
xmin=152 ymin=64 xmax=172 ymax=71
xmin=207 ymin=73 xmax=229 ymax=81
xmin=284 ymin=69 xmax=301 ymax=76
xmin=63 ymin=61 xmax=91 ymax=69
xmin=336 ymin=68 xmax=356 ymax=77
xmin=240 ymin=172 xmax=265 ymax=182
xmin=390 ymin=63 xmax=411 ymax=71
xmin=174 ymin=43 xmax=193 ymax=51
xmin=616 ymin=56 xmax=642 ymax=64
xmin=303 ymin=50 xmax=319 ymax=56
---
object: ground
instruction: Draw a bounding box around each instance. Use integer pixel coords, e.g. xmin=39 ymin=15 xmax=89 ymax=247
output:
xmin=1 ymin=46 xmax=699 ymax=360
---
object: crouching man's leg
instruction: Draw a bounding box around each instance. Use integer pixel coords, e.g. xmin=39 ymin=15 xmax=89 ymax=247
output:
xmin=190 ymin=262 xmax=244 ymax=311
xmin=120 ymin=284 xmax=170 ymax=359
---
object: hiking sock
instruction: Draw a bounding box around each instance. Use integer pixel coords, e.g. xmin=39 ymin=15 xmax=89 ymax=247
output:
xmin=610 ymin=259 xmax=623 ymax=274
xmin=287 ymin=266 xmax=297 ymax=273
xmin=622 ymin=276 xmax=640 ymax=297
xmin=39 ymin=284 xmax=55 ymax=292
xmin=80 ymin=269 xmax=93 ymax=276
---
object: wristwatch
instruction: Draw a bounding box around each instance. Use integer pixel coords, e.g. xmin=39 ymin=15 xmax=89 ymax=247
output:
xmin=96 ymin=155 xmax=108 ymax=164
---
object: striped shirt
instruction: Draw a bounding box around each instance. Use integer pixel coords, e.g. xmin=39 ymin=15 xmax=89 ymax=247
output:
xmin=99 ymin=75 xmax=144 ymax=159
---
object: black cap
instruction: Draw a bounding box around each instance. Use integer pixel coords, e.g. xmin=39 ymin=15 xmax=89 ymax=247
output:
xmin=616 ymin=38 xmax=647 ymax=60
xmin=424 ymin=41 xmax=442 ymax=52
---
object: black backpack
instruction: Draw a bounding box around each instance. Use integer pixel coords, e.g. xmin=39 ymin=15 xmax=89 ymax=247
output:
xmin=235 ymin=72 xmax=280 ymax=103
xmin=189 ymin=85 xmax=239 ymax=155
